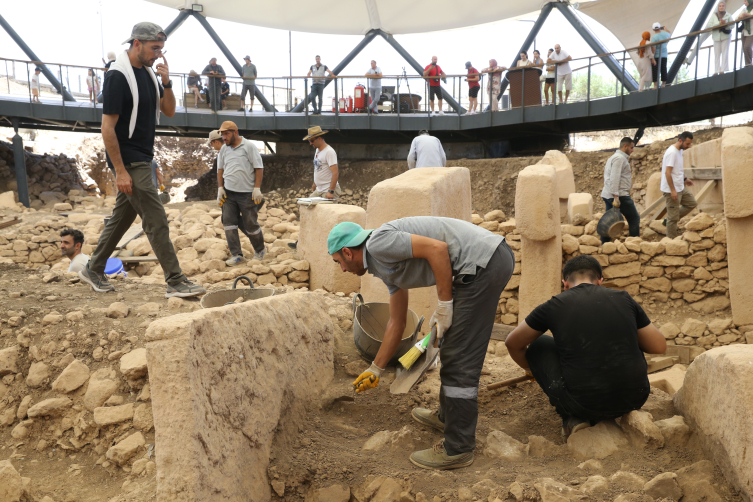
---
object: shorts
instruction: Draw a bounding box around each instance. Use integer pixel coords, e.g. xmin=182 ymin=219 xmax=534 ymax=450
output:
xmin=468 ymin=87 xmax=480 ymax=98
xmin=429 ymin=86 xmax=442 ymax=101
xmin=545 ymin=77 xmax=555 ymax=84
xmin=557 ymin=73 xmax=572 ymax=91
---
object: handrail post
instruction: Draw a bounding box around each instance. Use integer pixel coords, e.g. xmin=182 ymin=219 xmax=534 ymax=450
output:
xmin=522 ymin=68 xmax=526 ymax=118
xmin=304 ymin=78 xmax=309 ymax=119
xmin=335 ymin=76 xmax=339 ymax=128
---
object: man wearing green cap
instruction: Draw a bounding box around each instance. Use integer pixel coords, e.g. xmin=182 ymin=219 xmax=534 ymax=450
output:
xmin=328 ymin=217 xmax=515 ymax=469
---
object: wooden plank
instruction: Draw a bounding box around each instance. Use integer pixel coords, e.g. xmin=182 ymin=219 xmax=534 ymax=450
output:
xmin=115 ymin=223 xmax=143 ymax=249
xmin=694 ymin=179 xmax=717 ymax=204
xmin=490 ymin=323 xmax=515 ymax=342
xmin=0 ymin=217 xmax=20 ymax=230
xmin=685 ymin=168 xmax=722 ymax=180
xmin=640 ymin=197 xmax=665 ymax=219
xmin=118 ymin=256 xmax=159 ymax=263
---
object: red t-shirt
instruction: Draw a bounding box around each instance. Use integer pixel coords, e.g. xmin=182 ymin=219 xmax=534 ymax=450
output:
xmin=467 ymin=67 xmax=480 ymax=88
xmin=424 ymin=64 xmax=443 ymax=87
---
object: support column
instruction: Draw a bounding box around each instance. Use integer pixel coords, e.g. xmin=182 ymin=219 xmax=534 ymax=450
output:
xmin=10 ymin=119 xmax=30 ymax=208
xmin=163 ymin=9 xmax=191 ymax=37
xmin=499 ymin=3 xmax=554 ymax=96
xmin=291 ymin=30 xmax=379 ymax=113
xmin=667 ymin=0 xmax=717 ymax=83
xmin=377 ymin=29 xmax=465 ymax=113
xmin=552 ymin=3 xmax=638 ymax=92
xmin=189 ymin=11 xmax=277 ymax=112
xmin=0 ymin=13 xmax=75 ymax=102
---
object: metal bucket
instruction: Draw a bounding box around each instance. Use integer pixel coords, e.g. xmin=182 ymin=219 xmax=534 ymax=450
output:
xmin=597 ymin=207 xmax=626 ymax=239
xmin=200 ymin=276 xmax=274 ymax=309
xmin=352 ymin=293 xmax=423 ymax=366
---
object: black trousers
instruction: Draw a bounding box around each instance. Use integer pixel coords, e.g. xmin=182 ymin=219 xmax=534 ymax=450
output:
xmin=601 ymin=196 xmax=640 ymax=244
xmin=437 ymin=242 xmax=515 ymax=455
xmin=651 ymin=57 xmax=667 ymax=83
xmin=221 ymin=189 xmax=265 ymax=257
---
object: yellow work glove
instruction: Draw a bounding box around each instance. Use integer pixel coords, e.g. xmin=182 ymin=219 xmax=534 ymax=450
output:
xmin=353 ymin=362 xmax=384 ymax=393
xmin=253 ymin=187 xmax=263 ymax=204
xmin=218 ymin=187 xmax=227 ymax=207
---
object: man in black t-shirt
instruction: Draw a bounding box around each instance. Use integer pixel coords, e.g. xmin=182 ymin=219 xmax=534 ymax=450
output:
xmin=79 ymin=22 xmax=205 ymax=299
xmin=505 ymin=256 xmax=666 ymax=437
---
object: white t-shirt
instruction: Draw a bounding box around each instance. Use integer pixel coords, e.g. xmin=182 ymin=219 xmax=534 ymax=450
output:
xmin=367 ymin=67 xmax=382 ymax=87
xmin=31 ymin=74 xmax=40 ymax=90
xmin=313 ymin=145 xmax=340 ymax=192
xmin=550 ymin=50 xmax=572 ymax=75
xmin=68 ymin=253 xmax=90 ymax=274
xmin=661 ymin=144 xmax=685 ymax=193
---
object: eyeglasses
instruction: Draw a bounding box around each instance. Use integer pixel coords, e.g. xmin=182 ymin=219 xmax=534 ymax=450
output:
xmin=139 ymin=43 xmax=166 ymax=56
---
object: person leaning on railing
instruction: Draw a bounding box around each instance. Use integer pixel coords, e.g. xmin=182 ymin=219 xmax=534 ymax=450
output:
xmin=481 ymin=59 xmax=507 ymax=111
xmin=543 ymin=48 xmax=556 ymax=105
xmin=737 ymin=0 xmax=753 ymax=66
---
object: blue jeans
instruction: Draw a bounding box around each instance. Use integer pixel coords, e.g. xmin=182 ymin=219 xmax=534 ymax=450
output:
xmin=601 ymin=196 xmax=640 ymax=243
xmin=310 ymin=83 xmax=324 ymax=113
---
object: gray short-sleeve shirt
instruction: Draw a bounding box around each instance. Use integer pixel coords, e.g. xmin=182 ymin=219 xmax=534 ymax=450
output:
xmin=364 ymin=216 xmax=505 ymax=295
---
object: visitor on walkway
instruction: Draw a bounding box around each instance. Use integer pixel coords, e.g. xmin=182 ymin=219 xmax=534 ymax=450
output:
xmin=517 ymin=51 xmax=533 ymax=67
xmin=651 ymin=23 xmax=671 ymax=88
xmin=544 ymin=48 xmax=555 ymax=105
xmin=220 ymin=76 xmax=230 ymax=110
xmin=202 ymin=57 xmax=225 ymax=112
xmin=239 ymin=56 xmax=257 ymax=112
xmin=637 ymin=32 xmax=655 ymax=91
xmin=87 ymin=69 xmax=99 ymax=103
xmin=407 ymin=130 xmax=446 ymax=169
xmin=187 ymin=70 xmax=204 ymax=108
xmin=102 ymin=51 xmax=116 ymax=71
xmin=548 ymin=44 xmax=572 ymax=103
xmin=424 ymin=56 xmax=447 ymax=115
xmin=600 ymin=137 xmax=640 ymax=243
xmin=464 ymin=61 xmax=480 ymax=115
xmin=738 ymin=0 xmax=753 ymax=66
xmin=306 ymin=56 xmax=336 ymax=115
xmin=217 ymin=120 xmax=266 ymax=266
xmin=661 ymin=132 xmax=697 ymax=239
xmin=303 ymin=126 xmax=341 ymax=199
xmin=60 ymin=228 xmax=89 ymax=274
xmin=330 ymin=216 xmax=514 ymax=469
xmin=80 ymin=22 xmax=205 ymax=298
xmin=505 ymin=255 xmax=665 ymax=438
xmin=31 ymin=67 xmax=41 ymax=103
xmin=365 ymin=60 xmax=382 ymax=114
xmin=481 ymin=59 xmax=506 ymax=111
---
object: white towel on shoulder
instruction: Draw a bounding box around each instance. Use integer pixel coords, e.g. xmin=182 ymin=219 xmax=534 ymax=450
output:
xmin=107 ymin=51 xmax=161 ymax=138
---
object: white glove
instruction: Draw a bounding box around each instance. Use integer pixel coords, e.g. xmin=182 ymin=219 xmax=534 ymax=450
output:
xmin=429 ymin=299 xmax=453 ymax=340
xmin=217 ymin=187 xmax=226 ymax=205
xmin=253 ymin=187 xmax=263 ymax=204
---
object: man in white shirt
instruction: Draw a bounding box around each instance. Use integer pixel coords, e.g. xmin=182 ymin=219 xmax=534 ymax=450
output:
xmin=407 ymin=130 xmax=447 ymax=169
xmin=216 ymin=120 xmax=266 ymax=265
xmin=60 ymin=228 xmax=89 ymax=274
xmin=547 ymin=44 xmax=573 ymax=104
xmin=365 ymin=60 xmax=382 ymax=114
xmin=661 ymin=131 xmax=697 ymax=238
xmin=304 ymin=126 xmax=341 ymax=199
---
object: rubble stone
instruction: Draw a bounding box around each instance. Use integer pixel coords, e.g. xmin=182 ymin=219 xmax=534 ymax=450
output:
xmin=106 ymin=431 xmax=145 ymax=465
xmin=620 ymin=410 xmax=664 ymax=448
xmin=120 ymin=348 xmax=148 ymax=380
xmin=0 ymin=459 xmax=23 ymax=502
xmin=485 ymin=430 xmax=528 ymax=460
xmin=27 ymin=397 xmax=73 ymax=417
xmin=654 ymin=415 xmax=692 ymax=447
xmin=107 ymin=302 xmax=130 ymax=318
xmin=643 ymin=472 xmax=682 ymax=500
xmin=0 ymin=346 xmax=19 ymax=376
xmin=51 ymin=359 xmax=90 ymax=393
xmin=567 ymin=420 xmax=627 ymax=460
xmin=94 ymin=403 xmax=134 ymax=426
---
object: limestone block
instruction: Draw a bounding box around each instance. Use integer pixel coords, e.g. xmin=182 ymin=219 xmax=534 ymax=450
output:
xmin=120 ymin=348 xmax=148 ymax=380
xmin=533 ymin=478 xmax=587 ymax=502
xmin=610 ymin=471 xmax=647 ymax=492
xmin=94 ymin=403 xmax=134 ymax=426
xmin=145 ymin=292 xmax=335 ymax=502
xmin=721 ymin=127 xmax=753 ymax=218
xmin=537 ymin=150 xmax=575 ymax=199
xmin=0 ymin=459 xmax=23 ymax=502
xmin=567 ymin=420 xmax=628 ymax=460
xmin=83 ymin=368 xmax=118 ymax=410
xmin=646 ymin=173 xmax=663 ymax=208
xmin=26 ymin=397 xmax=72 ymax=417
xmin=362 ymin=167 xmax=472 ymax=322
xmin=567 ymin=193 xmax=593 ymax=224
xmin=727 ymin=215 xmax=753 ymax=326
xmin=654 ymin=415 xmax=691 ymax=447
xmin=619 ymin=410 xmax=664 ymax=448
xmin=0 ymin=346 xmax=19 ymax=376
xmin=648 ymin=365 xmax=686 ymax=396
xmin=516 ymin=165 xmax=560 ymax=241
xmin=484 ymin=430 xmax=528 ymax=460
xmin=51 ymin=359 xmax=90 ymax=393
xmin=106 ymin=431 xmax=145 ymax=465
xmin=643 ymin=472 xmax=682 ymax=501
xmin=0 ymin=191 xmax=18 ymax=210
xmin=674 ymin=345 xmax=753 ymax=501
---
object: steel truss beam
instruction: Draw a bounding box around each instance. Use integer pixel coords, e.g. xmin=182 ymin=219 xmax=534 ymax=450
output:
xmin=499 ymin=3 xmax=554 ymax=97
xmin=667 ymin=0 xmax=717 ymax=83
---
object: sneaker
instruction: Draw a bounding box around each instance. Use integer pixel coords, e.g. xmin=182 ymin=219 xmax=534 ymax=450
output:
xmin=438 ymin=111 xmax=445 ymax=116
xmin=412 ymin=408 xmax=444 ymax=432
xmin=253 ymin=248 xmax=266 ymax=261
xmin=165 ymin=279 xmax=206 ymax=299
xmin=409 ymin=440 xmax=474 ymax=470
xmin=662 ymin=218 xmax=667 ymax=227
xmin=561 ymin=417 xmax=591 ymax=439
xmin=237 ymin=108 xmax=245 ymax=112
xmin=78 ymin=265 xmax=115 ymax=293
xmin=287 ymin=241 xmax=298 ymax=250
xmin=225 ymin=255 xmax=246 ymax=266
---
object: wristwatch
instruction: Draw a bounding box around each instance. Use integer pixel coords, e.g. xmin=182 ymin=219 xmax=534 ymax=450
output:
xmin=328 ymin=190 xmax=335 ymax=194
xmin=163 ymin=80 xmax=173 ymax=89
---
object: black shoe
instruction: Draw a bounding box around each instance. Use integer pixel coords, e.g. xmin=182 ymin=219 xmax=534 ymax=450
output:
xmin=662 ymin=218 xmax=667 ymax=227
xmin=237 ymin=108 xmax=244 ymax=112
xmin=562 ymin=417 xmax=590 ymax=439
xmin=287 ymin=241 xmax=298 ymax=250
xmin=79 ymin=264 xmax=115 ymax=293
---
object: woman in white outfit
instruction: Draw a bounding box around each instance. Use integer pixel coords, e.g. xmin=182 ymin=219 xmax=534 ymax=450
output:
xmin=636 ymin=31 xmax=655 ymax=91
xmin=710 ymin=1 xmax=734 ymax=75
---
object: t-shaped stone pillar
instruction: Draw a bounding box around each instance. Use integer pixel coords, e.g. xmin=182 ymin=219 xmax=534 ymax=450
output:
xmin=298 ymin=203 xmax=366 ymax=294
xmin=361 ymin=167 xmax=472 ymax=323
xmin=721 ymin=127 xmax=753 ymax=326
xmin=515 ymin=164 xmax=562 ymax=320
xmin=537 ymin=150 xmax=575 ymax=222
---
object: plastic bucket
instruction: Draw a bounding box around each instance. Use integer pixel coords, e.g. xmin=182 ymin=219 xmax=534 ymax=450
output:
xmin=352 ymin=293 xmax=423 ymax=366
xmin=597 ymin=207 xmax=626 ymax=239
xmin=104 ymin=258 xmax=127 ymax=278
xmin=200 ymin=276 xmax=274 ymax=308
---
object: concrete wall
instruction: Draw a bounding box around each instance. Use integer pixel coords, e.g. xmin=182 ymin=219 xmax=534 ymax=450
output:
xmin=361 ymin=167 xmax=472 ymax=322
xmin=276 ymin=141 xmax=485 ymax=160
xmin=145 ymin=293 xmax=334 ymax=502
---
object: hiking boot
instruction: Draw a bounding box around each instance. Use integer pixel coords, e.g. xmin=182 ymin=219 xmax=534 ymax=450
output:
xmin=78 ymin=265 xmax=115 ymax=293
xmin=225 ymin=255 xmax=246 ymax=267
xmin=253 ymin=248 xmax=266 ymax=261
xmin=662 ymin=218 xmax=667 ymax=227
xmin=165 ymin=279 xmax=206 ymax=299
xmin=287 ymin=241 xmax=298 ymax=250
xmin=412 ymin=408 xmax=444 ymax=432
xmin=561 ymin=417 xmax=591 ymax=439
xmin=409 ymin=440 xmax=474 ymax=470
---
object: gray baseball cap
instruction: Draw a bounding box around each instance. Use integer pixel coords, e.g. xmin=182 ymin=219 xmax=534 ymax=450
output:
xmin=123 ymin=22 xmax=167 ymax=44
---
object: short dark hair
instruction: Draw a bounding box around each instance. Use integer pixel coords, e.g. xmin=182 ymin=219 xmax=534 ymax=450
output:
xmin=619 ymin=137 xmax=634 ymax=148
xmin=563 ymin=255 xmax=603 ymax=282
xmin=679 ymin=131 xmax=694 ymax=140
xmin=60 ymin=228 xmax=84 ymax=247
xmin=521 ymin=51 xmax=528 ymax=57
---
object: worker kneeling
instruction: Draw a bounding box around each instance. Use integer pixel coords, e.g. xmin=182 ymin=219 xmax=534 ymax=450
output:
xmin=328 ymin=217 xmax=514 ymax=470
xmin=505 ymin=256 xmax=667 ymax=437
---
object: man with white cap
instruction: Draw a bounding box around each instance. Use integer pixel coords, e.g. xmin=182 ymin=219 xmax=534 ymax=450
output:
xmin=303 ymin=126 xmax=341 ymax=199
xmin=650 ymin=22 xmax=671 ymax=88
xmin=239 ymin=56 xmax=257 ymax=112
xmin=80 ymin=22 xmax=205 ymax=299
xmin=217 ymin=121 xmax=266 ymax=265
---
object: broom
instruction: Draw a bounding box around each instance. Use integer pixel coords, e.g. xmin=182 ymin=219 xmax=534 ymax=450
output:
xmin=399 ymin=326 xmax=437 ymax=370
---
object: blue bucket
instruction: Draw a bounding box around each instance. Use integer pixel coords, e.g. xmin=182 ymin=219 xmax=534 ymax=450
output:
xmin=105 ymin=258 xmax=127 ymax=278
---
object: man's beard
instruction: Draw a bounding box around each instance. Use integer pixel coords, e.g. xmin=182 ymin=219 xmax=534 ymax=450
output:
xmin=138 ymin=48 xmax=157 ymax=67
xmin=62 ymin=247 xmax=75 ymax=257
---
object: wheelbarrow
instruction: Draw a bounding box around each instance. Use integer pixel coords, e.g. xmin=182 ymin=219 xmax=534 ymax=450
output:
xmin=352 ymin=293 xmax=424 ymax=366
xmin=200 ymin=276 xmax=274 ymax=309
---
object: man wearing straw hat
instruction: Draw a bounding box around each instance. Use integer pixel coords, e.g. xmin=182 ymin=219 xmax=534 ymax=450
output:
xmin=304 ymin=126 xmax=341 ymax=199
xmin=328 ymin=217 xmax=514 ymax=469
